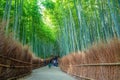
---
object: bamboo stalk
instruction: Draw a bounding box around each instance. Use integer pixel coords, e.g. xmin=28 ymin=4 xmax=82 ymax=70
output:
xmin=0 ymin=64 xmax=9 ymax=68
xmin=0 ymin=55 xmax=32 ymax=65
xmin=62 ymin=63 xmax=120 ymax=67
xmin=0 ymin=64 xmax=31 ymax=68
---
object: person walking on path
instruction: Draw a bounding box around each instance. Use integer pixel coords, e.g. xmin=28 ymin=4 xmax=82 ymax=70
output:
xmin=48 ymin=59 xmax=52 ymax=68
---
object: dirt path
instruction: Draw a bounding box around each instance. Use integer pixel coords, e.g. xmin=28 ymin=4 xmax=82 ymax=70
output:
xmin=19 ymin=66 xmax=77 ymax=80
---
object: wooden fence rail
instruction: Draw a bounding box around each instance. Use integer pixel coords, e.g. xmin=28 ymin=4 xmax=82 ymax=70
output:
xmin=62 ymin=63 xmax=120 ymax=67
xmin=60 ymin=63 xmax=120 ymax=80
xmin=0 ymin=55 xmax=32 ymax=65
xmin=0 ymin=54 xmax=52 ymax=79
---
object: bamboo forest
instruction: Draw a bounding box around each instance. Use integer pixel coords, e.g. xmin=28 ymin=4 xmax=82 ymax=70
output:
xmin=0 ymin=0 xmax=120 ymax=80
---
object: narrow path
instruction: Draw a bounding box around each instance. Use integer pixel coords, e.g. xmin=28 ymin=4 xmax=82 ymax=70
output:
xmin=19 ymin=66 xmax=77 ymax=80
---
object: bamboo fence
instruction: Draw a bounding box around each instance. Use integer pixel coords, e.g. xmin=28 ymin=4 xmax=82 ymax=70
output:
xmin=60 ymin=39 xmax=120 ymax=80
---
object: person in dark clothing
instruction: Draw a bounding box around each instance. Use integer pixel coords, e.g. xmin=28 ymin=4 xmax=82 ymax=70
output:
xmin=48 ymin=59 xmax=53 ymax=68
xmin=52 ymin=56 xmax=58 ymax=67
xmin=48 ymin=55 xmax=59 ymax=68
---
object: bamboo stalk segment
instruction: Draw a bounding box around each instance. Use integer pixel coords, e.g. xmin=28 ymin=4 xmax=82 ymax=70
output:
xmin=63 ymin=63 xmax=120 ymax=67
xmin=0 ymin=64 xmax=31 ymax=68
xmin=0 ymin=55 xmax=32 ymax=65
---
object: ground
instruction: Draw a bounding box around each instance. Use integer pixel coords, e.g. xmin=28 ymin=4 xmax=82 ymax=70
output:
xmin=19 ymin=66 xmax=77 ymax=80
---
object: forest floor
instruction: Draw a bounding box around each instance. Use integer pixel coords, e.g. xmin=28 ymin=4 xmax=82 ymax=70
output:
xmin=19 ymin=66 xmax=77 ymax=80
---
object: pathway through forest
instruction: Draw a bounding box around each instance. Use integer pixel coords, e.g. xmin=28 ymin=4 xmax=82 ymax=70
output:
xmin=19 ymin=66 xmax=77 ymax=80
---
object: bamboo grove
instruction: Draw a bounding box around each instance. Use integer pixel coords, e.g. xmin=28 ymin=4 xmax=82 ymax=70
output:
xmin=0 ymin=0 xmax=120 ymax=79
xmin=0 ymin=0 xmax=56 ymax=58
xmin=42 ymin=0 xmax=120 ymax=56
xmin=0 ymin=0 xmax=120 ymax=57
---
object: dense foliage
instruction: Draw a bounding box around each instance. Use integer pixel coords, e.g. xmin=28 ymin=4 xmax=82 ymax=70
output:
xmin=0 ymin=0 xmax=57 ymax=58
xmin=42 ymin=0 xmax=120 ymax=56
xmin=0 ymin=0 xmax=120 ymax=57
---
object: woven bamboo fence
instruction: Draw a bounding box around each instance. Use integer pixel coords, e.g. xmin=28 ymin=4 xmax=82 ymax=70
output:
xmin=60 ymin=38 xmax=120 ymax=80
xmin=0 ymin=54 xmax=52 ymax=80
xmin=0 ymin=55 xmax=32 ymax=80
xmin=0 ymin=24 xmax=52 ymax=79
